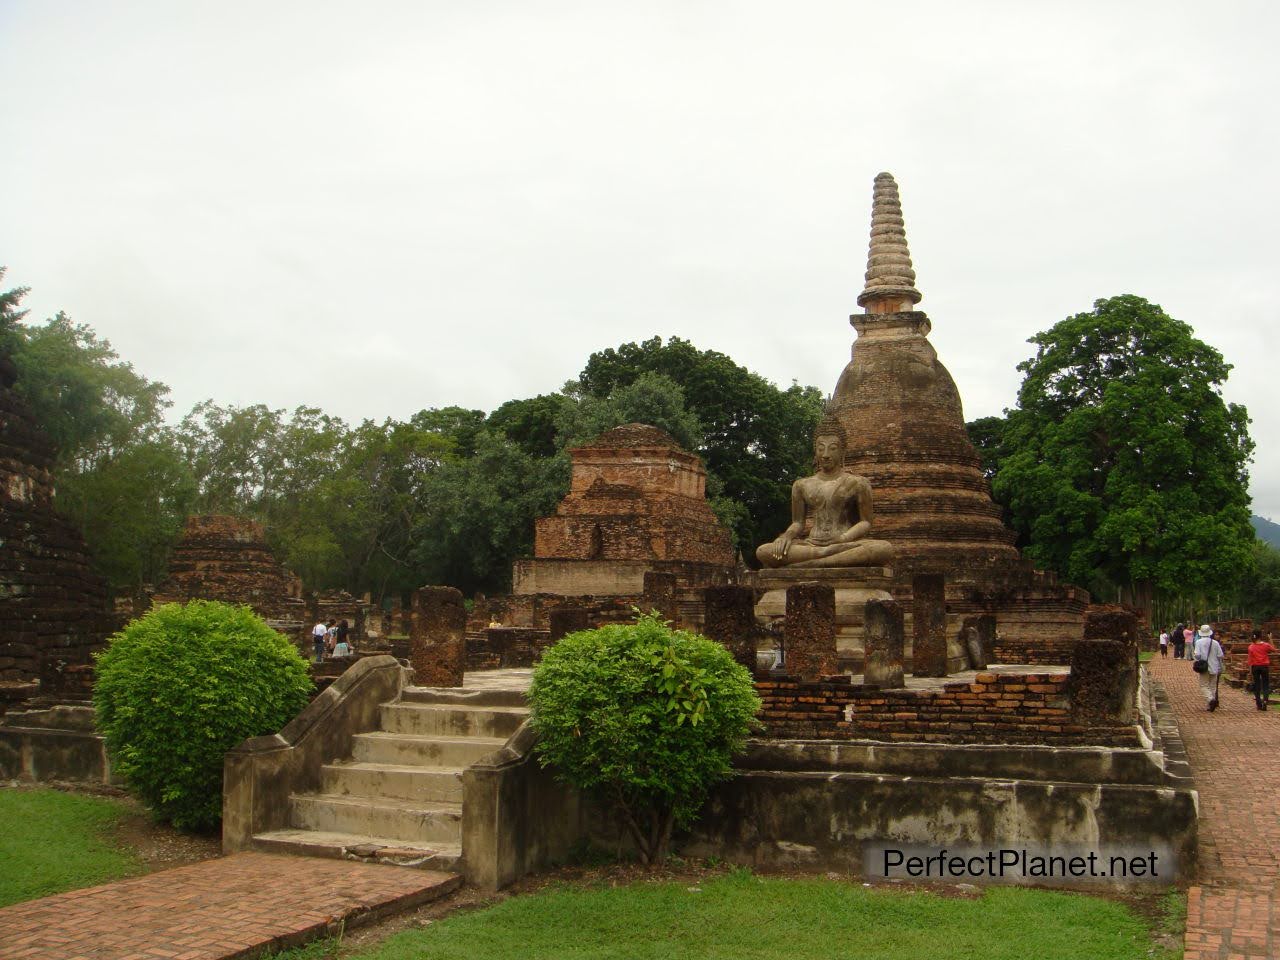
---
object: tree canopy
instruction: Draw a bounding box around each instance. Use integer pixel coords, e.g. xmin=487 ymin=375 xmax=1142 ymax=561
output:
xmin=977 ymin=295 xmax=1255 ymax=609
xmin=5 ymin=273 xmax=824 ymax=598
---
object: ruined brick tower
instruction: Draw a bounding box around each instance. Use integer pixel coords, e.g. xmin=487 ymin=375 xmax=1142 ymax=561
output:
xmin=832 ymin=172 xmax=1020 ymax=571
xmin=513 ymin=423 xmax=735 ymax=596
xmin=0 ymin=354 xmax=113 ymax=701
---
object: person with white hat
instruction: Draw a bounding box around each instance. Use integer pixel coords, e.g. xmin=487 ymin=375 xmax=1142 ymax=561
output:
xmin=1192 ymin=624 xmax=1225 ymax=711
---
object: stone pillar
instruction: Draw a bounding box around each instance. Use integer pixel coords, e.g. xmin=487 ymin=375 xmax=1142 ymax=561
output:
xmin=1084 ymin=606 xmax=1140 ymax=658
xmin=409 ymin=585 xmax=466 ymax=687
xmin=863 ymin=598 xmax=905 ymax=688
xmin=961 ymin=614 xmax=995 ymax=670
xmin=911 ymin=574 xmax=947 ymax=678
xmin=548 ymin=607 xmax=590 ymax=642
xmin=642 ymin=571 xmax=679 ymax=622
xmin=1067 ymin=639 xmax=1137 ymax=724
xmin=784 ymin=582 xmax=837 ymax=681
xmin=702 ymin=585 xmax=757 ymax=673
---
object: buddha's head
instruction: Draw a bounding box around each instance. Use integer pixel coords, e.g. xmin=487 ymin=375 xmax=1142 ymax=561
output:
xmin=814 ymin=414 xmax=847 ymax=474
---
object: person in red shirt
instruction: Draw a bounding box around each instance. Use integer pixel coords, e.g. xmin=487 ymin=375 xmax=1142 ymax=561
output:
xmin=1247 ymin=630 xmax=1277 ymax=711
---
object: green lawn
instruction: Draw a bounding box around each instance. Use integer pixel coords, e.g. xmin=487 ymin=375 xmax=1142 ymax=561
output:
xmin=0 ymin=788 xmax=143 ymax=907
xmin=299 ymin=870 xmax=1174 ymax=960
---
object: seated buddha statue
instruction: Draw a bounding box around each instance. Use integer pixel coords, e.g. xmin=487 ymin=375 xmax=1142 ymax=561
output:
xmin=755 ymin=416 xmax=895 ymax=569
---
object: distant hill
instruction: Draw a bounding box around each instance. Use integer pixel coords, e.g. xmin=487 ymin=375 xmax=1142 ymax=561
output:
xmin=1252 ymin=515 xmax=1280 ymax=549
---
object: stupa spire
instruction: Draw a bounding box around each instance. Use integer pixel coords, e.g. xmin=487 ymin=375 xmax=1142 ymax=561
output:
xmin=856 ymin=172 xmax=922 ymax=313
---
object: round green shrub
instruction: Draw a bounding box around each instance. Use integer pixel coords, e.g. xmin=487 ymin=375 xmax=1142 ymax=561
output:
xmin=529 ymin=612 xmax=761 ymax=864
xmin=94 ymin=600 xmax=313 ymax=830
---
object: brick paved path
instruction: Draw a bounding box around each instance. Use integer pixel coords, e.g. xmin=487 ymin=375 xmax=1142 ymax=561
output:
xmin=1148 ymin=655 xmax=1280 ymax=959
xmin=0 ymin=851 xmax=459 ymax=960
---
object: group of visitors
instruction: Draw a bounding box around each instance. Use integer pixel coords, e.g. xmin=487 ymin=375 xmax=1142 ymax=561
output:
xmin=310 ymin=618 xmax=353 ymax=662
xmin=1157 ymin=622 xmax=1276 ymax=712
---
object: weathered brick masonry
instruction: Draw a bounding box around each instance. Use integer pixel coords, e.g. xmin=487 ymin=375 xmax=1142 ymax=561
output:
xmin=152 ymin=515 xmax=308 ymax=623
xmin=0 ymin=357 xmax=114 ymax=702
xmin=514 ymin=423 xmax=736 ymax=599
xmin=755 ymin=672 xmax=1140 ymax=746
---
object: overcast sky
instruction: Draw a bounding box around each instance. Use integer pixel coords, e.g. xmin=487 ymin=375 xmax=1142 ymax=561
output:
xmin=3 ymin=2 xmax=1278 ymax=514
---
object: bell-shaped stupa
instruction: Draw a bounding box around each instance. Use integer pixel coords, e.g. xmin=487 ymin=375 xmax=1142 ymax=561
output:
xmin=832 ymin=172 xmax=1020 ymax=571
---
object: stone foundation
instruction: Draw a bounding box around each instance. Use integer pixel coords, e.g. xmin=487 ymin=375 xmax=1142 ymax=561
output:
xmin=750 ymin=566 xmax=892 ymax=672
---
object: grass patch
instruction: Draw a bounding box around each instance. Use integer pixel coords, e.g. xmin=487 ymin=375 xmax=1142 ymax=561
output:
xmin=329 ymin=870 xmax=1168 ymax=960
xmin=0 ymin=788 xmax=143 ymax=906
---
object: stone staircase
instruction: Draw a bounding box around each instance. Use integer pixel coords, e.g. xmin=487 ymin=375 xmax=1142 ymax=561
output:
xmin=251 ymin=684 xmax=528 ymax=871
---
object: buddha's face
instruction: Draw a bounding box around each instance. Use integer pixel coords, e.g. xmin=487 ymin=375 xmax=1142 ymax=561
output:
xmin=815 ymin=434 xmax=843 ymax=473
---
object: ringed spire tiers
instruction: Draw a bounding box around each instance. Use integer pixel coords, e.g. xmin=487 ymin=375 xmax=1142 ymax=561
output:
xmin=856 ymin=172 xmax=922 ymax=314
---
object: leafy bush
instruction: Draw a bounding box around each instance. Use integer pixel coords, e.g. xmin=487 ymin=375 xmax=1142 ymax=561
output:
xmin=94 ymin=600 xmax=313 ymax=830
xmin=529 ymin=613 xmax=760 ymax=864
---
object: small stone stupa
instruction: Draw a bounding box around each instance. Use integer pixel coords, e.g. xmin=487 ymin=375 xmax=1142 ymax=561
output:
xmin=513 ymin=423 xmax=735 ymax=596
xmin=833 ymin=172 xmax=1020 ymax=569
xmin=152 ymin=515 xmax=307 ymax=628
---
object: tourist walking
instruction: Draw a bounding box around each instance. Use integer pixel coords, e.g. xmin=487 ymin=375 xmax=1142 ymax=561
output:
xmin=1248 ymin=629 xmax=1277 ymax=711
xmin=1172 ymin=623 xmax=1186 ymax=659
xmin=1183 ymin=623 xmax=1196 ymax=660
xmin=1159 ymin=630 xmax=1169 ymax=658
xmin=335 ymin=619 xmax=351 ymax=656
xmin=1192 ymin=624 xmax=1225 ymax=711
xmin=311 ymin=619 xmax=328 ymax=663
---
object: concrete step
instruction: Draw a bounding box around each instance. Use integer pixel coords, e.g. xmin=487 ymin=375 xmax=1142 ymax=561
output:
xmin=290 ymin=793 xmax=462 ymax=843
xmin=252 ymin=828 xmax=463 ymax=872
xmin=320 ymin=761 xmax=465 ymax=803
xmin=380 ymin=702 xmax=528 ymax=739
xmin=401 ymin=686 xmax=528 ymax=708
xmin=351 ymin=732 xmax=506 ymax=767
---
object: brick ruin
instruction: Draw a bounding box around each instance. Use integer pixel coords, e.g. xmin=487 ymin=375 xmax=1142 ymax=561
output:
xmin=0 ymin=355 xmax=114 ymax=710
xmin=827 ymin=172 xmax=1088 ymax=663
xmin=465 ymin=574 xmax=687 ymax=670
xmin=1220 ymin=617 xmax=1280 ymax=690
xmin=152 ymin=515 xmax=307 ymax=624
xmin=468 ymin=422 xmax=739 ymax=671
xmin=756 ymin=671 xmax=1140 ymax=747
xmin=513 ymin=423 xmax=735 ymax=599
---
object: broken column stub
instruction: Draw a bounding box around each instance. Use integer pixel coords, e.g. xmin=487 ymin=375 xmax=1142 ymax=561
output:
xmin=911 ymin=573 xmax=947 ymax=677
xmin=1084 ymin=605 xmax=1141 ymax=658
xmin=784 ymin=582 xmax=837 ymax=681
xmin=642 ymin=570 xmax=679 ymax=622
xmin=961 ymin=614 xmax=995 ymax=670
xmin=1067 ymin=639 xmax=1137 ymax=724
xmin=409 ymin=585 xmax=466 ymax=687
xmin=548 ymin=606 xmax=591 ymax=642
xmin=703 ymin=585 xmax=758 ymax=673
xmin=863 ymin=598 xmax=905 ymax=688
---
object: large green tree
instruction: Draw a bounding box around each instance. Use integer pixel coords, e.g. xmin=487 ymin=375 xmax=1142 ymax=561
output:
xmin=983 ymin=295 xmax=1254 ymax=611
xmin=1236 ymin=541 xmax=1280 ymax=621
xmin=576 ymin=336 xmax=825 ymax=558
xmin=410 ymin=431 xmax=571 ymax=595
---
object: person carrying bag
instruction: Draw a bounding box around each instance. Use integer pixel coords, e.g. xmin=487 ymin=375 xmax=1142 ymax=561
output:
xmin=1192 ymin=624 xmax=1224 ymax=711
